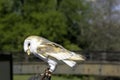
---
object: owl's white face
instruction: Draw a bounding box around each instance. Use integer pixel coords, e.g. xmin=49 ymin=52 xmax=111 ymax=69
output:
xmin=23 ymin=38 xmax=41 ymax=55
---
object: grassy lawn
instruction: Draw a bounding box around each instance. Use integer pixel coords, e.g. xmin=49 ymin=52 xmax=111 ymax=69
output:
xmin=13 ymin=75 xmax=95 ymax=80
xmin=13 ymin=74 xmax=85 ymax=80
xmin=14 ymin=75 xmax=31 ymax=80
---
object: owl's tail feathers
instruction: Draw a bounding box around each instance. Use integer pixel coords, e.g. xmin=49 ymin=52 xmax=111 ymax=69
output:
xmin=62 ymin=60 xmax=76 ymax=67
xmin=69 ymin=52 xmax=85 ymax=61
xmin=62 ymin=52 xmax=85 ymax=67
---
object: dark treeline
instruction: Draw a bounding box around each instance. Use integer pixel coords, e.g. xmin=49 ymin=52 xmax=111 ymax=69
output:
xmin=0 ymin=0 xmax=90 ymax=52
xmin=0 ymin=0 xmax=120 ymax=54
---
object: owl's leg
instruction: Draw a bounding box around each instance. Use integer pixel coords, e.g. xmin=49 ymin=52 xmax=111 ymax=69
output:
xmin=47 ymin=59 xmax=57 ymax=72
xmin=41 ymin=59 xmax=57 ymax=80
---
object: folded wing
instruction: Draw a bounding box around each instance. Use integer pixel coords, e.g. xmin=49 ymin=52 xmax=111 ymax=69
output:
xmin=37 ymin=42 xmax=85 ymax=61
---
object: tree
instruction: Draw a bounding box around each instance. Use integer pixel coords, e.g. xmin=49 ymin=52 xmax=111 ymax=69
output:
xmin=79 ymin=0 xmax=120 ymax=51
xmin=0 ymin=0 xmax=90 ymax=53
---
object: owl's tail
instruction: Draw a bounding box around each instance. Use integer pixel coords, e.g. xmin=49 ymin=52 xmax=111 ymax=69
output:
xmin=69 ymin=52 xmax=85 ymax=61
xmin=62 ymin=52 xmax=85 ymax=67
xmin=62 ymin=60 xmax=76 ymax=67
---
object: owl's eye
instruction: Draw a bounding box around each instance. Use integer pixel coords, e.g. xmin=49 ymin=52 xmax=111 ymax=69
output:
xmin=28 ymin=43 xmax=30 ymax=47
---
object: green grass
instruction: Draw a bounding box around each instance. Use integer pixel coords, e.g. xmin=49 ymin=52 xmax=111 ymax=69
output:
xmin=14 ymin=75 xmax=31 ymax=80
xmin=14 ymin=74 xmax=82 ymax=80
xmin=52 ymin=75 xmax=81 ymax=80
xmin=14 ymin=74 xmax=96 ymax=80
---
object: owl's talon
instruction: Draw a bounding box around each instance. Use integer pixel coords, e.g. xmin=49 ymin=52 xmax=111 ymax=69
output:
xmin=41 ymin=68 xmax=52 ymax=80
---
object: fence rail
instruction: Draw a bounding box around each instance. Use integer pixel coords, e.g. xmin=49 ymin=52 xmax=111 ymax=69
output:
xmin=13 ymin=61 xmax=120 ymax=77
xmin=12 ymin=51 xmax=120 ymax=77
xmin=12 ymin=51 xmax=120 ymax=62
xmin=76 ymin=51 xmax=120 ymax=61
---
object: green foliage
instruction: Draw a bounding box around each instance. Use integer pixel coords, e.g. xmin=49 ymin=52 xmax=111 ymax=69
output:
xmin=0 ymin=0 xmax=90 ymax=53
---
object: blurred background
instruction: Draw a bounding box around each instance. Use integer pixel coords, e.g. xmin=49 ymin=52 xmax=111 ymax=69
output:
xmin=0 ymin=0 xmax=120 ymax=80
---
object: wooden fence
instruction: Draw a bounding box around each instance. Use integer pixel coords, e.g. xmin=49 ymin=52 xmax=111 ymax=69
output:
xmin=13 ymin=61 xmax=120 ymax=77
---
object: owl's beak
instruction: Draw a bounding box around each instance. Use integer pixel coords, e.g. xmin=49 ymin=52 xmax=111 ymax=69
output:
xmin=26 ymin=46 xmax=30 ymax=56
xmin=27 ymin=49 xmax=30 ymax=55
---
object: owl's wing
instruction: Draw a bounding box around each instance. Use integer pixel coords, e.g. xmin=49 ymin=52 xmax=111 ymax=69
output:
xmin=37 ymin=42 xmax=73 ymax=60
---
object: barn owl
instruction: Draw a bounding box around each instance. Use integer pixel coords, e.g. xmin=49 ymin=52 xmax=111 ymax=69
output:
xmin=24 ymin=36 xmax=85 ymax=72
